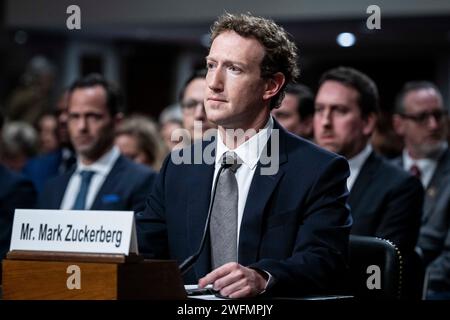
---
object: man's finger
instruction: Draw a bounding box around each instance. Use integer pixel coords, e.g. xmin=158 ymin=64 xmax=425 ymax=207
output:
xmin=198 ymin=263 xmax=237 ymax=287
xmin=220 ymin=277 xmax=247 ymax=297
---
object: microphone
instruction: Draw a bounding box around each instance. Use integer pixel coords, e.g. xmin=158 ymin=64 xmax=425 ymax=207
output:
xmin=179 ymin=160 xmax=233 ymax=275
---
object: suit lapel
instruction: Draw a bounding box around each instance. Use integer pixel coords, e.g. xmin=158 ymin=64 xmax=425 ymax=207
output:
xmin=423 ymin=148 xmax=450 ymax=221
xmin=348 ymin=152 xmax=380 ymax=217
xmin=238 ymin=121 xmax=287 ymax=266
xmin=54 ymin=169 xmax=75 ymax=209
xmin=186 ymin=142 xmax=216 ymax=278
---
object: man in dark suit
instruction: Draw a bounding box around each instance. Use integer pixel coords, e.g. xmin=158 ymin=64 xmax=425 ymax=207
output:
xmin=38 ymin=74 xmax=155 ymax=213
xmin=137 ymin=13 xmax=352 ymax=298
xmin=272 ymin=83 xmax=315 ymax=140
xmin=179 ymin=69 xmax=215 ymax=143
xmin=392 ymin=81 xmax=450 ymax=299
xmin=23 ymin=90 xmax=76 ymax=192
xmin=314 ymin=67 xmax=423 ymax=254
xmin=0 ymin=112 xmax=37 ymax=259
xmin=313 ymin=67 xmax=424 ymax=298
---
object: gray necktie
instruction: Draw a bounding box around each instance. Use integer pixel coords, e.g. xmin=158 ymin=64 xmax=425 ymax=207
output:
xmin=210 ymin=151 xmax=242 ymax=269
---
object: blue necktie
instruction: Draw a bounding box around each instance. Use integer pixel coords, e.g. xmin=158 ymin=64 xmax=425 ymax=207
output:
xmin=72 ymin=170 xmax=95 ymax=210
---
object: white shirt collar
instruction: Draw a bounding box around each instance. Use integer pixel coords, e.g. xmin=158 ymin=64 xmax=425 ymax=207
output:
xmin=215 ymin=116 xmax=273 ymax=170
xmin=347 ymin=144 xmax=373 ymax=191
xmin=402 ymin=143 xmax=448 ymax=188
xmin=348 ymin=144 xmax=373 ymax=172
xmin=76 ymin=146 xmax=120 ymax=177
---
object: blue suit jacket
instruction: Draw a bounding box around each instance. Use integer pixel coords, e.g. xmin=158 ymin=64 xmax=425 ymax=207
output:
xmin=38 ymin=155 xmax=156 ymax=213
xmin=0 ymin=165 xmax=37 ymax=259
xmin=23 ymin=149 xmax=72 ymax=193
xmin=137 ymin=122 xmax=352 ymax=296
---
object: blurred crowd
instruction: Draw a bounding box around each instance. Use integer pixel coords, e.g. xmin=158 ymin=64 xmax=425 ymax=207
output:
xmin=1 ymin=52 xmax=450 ymax=299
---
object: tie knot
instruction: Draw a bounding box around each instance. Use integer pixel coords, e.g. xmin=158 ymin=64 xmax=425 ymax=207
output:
xmin=409 ymin=164 xmax=422 ymax=179
xmin=221 ymin=152 xmax=242 ymax=173
xmin=79 ymin=170 xmax=95 ymax=182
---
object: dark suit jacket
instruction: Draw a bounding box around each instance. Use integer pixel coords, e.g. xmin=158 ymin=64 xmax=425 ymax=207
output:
xmin=0 ymin=165 xmax=37 ymax=259
xmin=38 ymin=155 xmax=156 ymax=213
xmin=137 ymin=122 xmax=352 ymax=296
xmin=23 ymin=148 xmax=75 ymax=193
xmin=393 ymin=148 xmax=450 ymax=292
xmin=350 ymin=152 xmax=423 ymax=254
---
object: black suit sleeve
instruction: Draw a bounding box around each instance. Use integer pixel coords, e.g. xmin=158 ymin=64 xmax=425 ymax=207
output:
xmin=129 ymin=170 xmax=157 ymax=214
xmin=375 ymin=175 xmax=423 ymax=254
xmin=0 ymin=178 xmax=36 ymax=259
xmin=249 ymin=156 xmax=352 ymax=296
xmin=135 ymin=156 xmax=170 ymax=258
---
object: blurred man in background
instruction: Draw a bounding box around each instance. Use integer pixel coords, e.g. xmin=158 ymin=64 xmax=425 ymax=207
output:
xmin=272 ymin=83 xmax=314 ymax=140
xmin=22 ymin=90 xmax=77 ymax=192
xmin=314 ymin=67 xmax=424 ymax=298
xmin=180 ymin=69 xmax=215 ymax=143
xmin=38 ymin=74 xmax=155 ymax=213
xmin=0 ymin=110 xmax=36 ymax=260
xmin=393 ymin=81 xmax=450 ymax=299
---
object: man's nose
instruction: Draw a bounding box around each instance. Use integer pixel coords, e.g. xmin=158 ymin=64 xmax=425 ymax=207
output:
xmin=426 ymin=114 xmax=440 ymax=130
xmin=76 ymin=117 xmax=88 ymax=131
xmin=207 ymin=68 xmax=224 ymax=92
xmin=320 ymin=110 xmax=333 ymax=128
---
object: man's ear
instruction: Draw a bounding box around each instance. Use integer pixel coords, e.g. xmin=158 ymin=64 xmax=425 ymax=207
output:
xmin=263 ymin=72 xmax=285 ymax=101
xmin=392 ymin=114 xmax=405 ymax=136
xmin=363 ymin=112 xmax=377 ymax=136
xmin=114 ymin=112 xmax=124 ymax=127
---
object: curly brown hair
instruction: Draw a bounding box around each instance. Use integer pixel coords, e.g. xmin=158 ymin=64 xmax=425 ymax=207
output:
xmin=210 ymin=13 xmax=300 ymax=109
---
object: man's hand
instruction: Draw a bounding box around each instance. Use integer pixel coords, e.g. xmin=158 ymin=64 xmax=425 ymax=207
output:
xmin=198 ymin=262 xmax=267 ymax=298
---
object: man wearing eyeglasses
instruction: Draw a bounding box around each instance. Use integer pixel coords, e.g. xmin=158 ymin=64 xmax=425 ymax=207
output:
xmin=179 ymin=69 xmax=215 ymax=142
xmin=393 ymin=81 xmax=450 ymax=299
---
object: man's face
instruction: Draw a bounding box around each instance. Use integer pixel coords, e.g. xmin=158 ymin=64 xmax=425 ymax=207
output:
xmin=181 ymin=78 xmax=214 ymax=141
xmin=68 ymin=86 xmax=117 ymax=162
xmin=314 ymin=80 xmax=375 ymax=159
xmin=393 ymin=88 xmax=447 ymax=158
xmin=272 ymin=93 xmax=312 ymax=138
xmin=56 ymin=91 xmax=70 ymax=145
xmin=38 ymin=114 xmax=58 ymax=153
xmin=205 ymin=31 xmax=270 ymax=130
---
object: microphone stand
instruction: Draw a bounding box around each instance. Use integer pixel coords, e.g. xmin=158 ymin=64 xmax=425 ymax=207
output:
xmin=179 ymin=162 xmax=230 ymax=275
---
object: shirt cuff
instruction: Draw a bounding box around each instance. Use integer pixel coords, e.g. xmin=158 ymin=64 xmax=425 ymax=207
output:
xmin=250 ymin=267 xmax=275 ymax=295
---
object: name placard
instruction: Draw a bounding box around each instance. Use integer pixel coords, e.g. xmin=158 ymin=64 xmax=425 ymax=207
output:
xmin=10 ymin=209 xmax=138 ymax=255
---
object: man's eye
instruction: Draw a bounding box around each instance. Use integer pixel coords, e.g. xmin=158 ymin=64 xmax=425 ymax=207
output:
xmin=229 ymin=66 xmax=241 ymax=72
xmin=335 ymin=108 xmax=349 ymax=115
xmin=314 ymin=107 xmax=324 ymax=113
xmin=87 ymin=114 xmax=102 ymax=121
xmin=206 ymin=62 xmax=215 ymax=69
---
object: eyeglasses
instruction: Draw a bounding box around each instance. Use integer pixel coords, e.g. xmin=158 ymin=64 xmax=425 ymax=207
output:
xmin=400 ymin=110 xmax=448 ymax=125
xmin=181 ymin=100 xmax=204 ymax=110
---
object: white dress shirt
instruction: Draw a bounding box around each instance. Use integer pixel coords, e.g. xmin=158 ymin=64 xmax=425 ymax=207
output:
xmin=401 ymin=143 xmax=448 ymax=188
xmin=212 ymin=116 xmax=273 ymax=250
xmin=347 ymin=144 xmax=373 ymax=191
xmin=60 ymin=146 xmax=121 ymax=210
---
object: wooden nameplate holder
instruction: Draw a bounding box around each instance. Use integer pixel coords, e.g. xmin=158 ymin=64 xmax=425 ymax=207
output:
xmin=2 ymin=250 xmax=187 ymax=300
